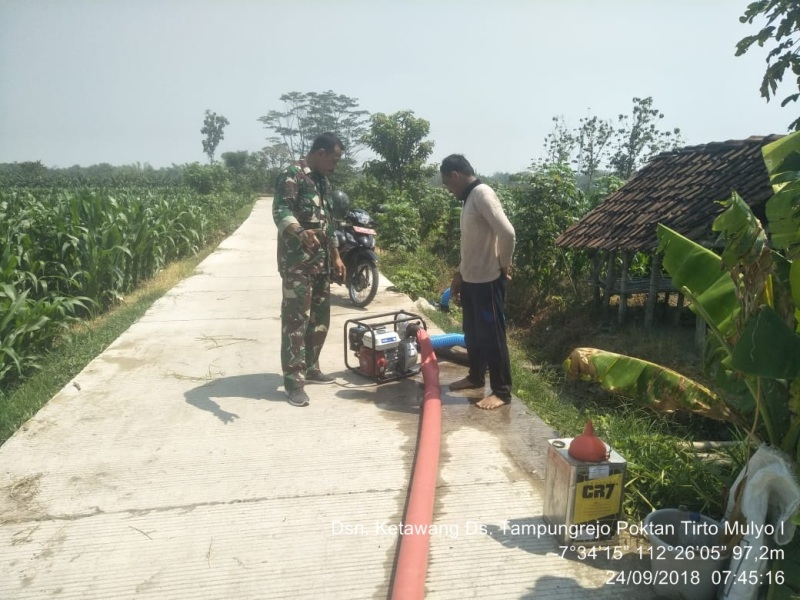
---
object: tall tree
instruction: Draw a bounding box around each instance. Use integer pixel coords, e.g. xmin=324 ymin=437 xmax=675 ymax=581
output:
xmin=257 ymin=91 xmax=369 ymax=161
xmin=220 ymin=151 xmax=249 ymax=174
xmin=537 ymin=112 xmax=614 ymax=191
xmin=201 ymin=110 xmax=229 ymax=164
xmin=258 ymin=92 xmax=311 ymax=159
xmin=18 ymin=160 xmax=48 ymax=179
xmin=736 ymin=0 xmax=800 ymax=130
xmin=361 ymin=110 xmax=436 ymax=192
xmin=608 ymin=97 xmax=682 ymax=179
xmin=260 ymin=143 xmax=293 ymax=190
xmin=261 ymin=142 xmax=292 ymax=172
xmin=541 ymin=116 xmax=576 ymax=166
xmin=575 ymin=112 xmax=613 ymax=190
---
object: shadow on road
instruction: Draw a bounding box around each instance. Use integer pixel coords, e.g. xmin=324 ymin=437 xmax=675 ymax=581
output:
xmin=520 ymin=574 xmax=645 ymax=599
xmin=183 ymin=372 xmax=285 ymax=423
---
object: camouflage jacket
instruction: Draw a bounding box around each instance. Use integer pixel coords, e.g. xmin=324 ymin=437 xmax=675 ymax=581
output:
xmin=272 ymin=159 xmax=339 ymax=276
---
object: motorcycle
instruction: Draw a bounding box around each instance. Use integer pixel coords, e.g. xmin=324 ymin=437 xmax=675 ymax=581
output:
xmin=334 ymin=208 xmax=380 ymax=307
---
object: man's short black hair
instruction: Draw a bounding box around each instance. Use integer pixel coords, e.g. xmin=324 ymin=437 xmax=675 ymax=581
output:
xmin=440 ymin=154 xmax=475 ymax=176
xmin=310 ymin=132 xmax=345 ymax=154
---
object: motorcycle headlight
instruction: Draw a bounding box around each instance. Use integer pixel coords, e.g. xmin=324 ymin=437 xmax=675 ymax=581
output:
xmin=351 ymin=209 xmax=371 ymax=226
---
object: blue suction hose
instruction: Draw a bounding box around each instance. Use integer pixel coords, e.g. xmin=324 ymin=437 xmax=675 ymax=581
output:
xmin=429 ymin=333 xmax=465 ymax=349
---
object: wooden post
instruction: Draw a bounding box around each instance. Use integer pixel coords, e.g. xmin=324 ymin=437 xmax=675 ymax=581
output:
xmin=695 ymin=313 xmax=707 ymax=352
xmin=603 ymin=251 xmax=616 ymax=319
xmin=645 ymin=252 xmax=662 ymax=329
xmin=618 ymin=251 xmax=630 ymax=325
xmin=672 ymin=292 xmax=685 ymax=326
xmin=591 ymin=251 xmax=601 ymax=309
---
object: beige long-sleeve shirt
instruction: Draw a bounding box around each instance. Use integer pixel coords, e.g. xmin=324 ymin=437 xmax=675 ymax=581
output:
xmin=459 ymin=183 xmax=516 ymax=283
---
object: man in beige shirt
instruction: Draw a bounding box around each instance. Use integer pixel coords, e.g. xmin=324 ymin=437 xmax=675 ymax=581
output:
xmin=440 ymin=154 xmax=515 ymax=409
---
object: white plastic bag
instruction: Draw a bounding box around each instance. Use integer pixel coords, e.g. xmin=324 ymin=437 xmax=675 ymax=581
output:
xmin=719 ymin=444 xmax=800 ymax=600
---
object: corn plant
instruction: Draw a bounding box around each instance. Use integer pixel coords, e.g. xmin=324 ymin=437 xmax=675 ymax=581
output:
xmin=0 ymin=184 xmax=252 ymax=389
xmin=0 ymin=284 xmax=88 ymax=383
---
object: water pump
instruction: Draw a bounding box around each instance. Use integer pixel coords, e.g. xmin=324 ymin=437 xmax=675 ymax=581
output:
xmin=344 ymin=312 xmax=426 ymax=382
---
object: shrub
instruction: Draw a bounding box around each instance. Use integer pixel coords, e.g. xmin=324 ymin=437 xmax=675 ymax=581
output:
xmin=182 ymin=162 xmax=230 ymax=195
xmin=387 ymin=267 xmax=437 ymax=301
xmin=343 ymin=174 xmax=389 ymax=215
xmin=375 ymin=192 xmax=421 ymax=252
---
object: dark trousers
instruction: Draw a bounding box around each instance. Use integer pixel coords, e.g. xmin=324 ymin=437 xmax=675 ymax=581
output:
xmin=461 ymin=276 xmax=512 ymax=401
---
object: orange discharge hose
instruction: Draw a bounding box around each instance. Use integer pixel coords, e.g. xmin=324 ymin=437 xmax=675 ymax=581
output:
xmin=391 ymin=327 xmax=441 ymax=600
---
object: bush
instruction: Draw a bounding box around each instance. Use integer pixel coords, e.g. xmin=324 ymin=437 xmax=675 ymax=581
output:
xmin=375 ymin=192 xmax=421 ymax=252
xmin=343 ymin=174 xmax=389 ymax=215
xmin=400 ymin=181 xmax=457 ymax=229
xmin=387 ymin=267 xmax=437 ymax=300
xmin=183 ymin=162 xmax=230 ymax=195
xmin=502 ymin=164 xmax=590 ymax=319
xmin=379 ymin=247 xmax=453 ymax=303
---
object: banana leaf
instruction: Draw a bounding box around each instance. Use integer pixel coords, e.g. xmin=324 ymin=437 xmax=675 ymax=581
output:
xmin=767 ymin=141 xmax=800 ymax=325
xmin=692 ymin=276 xmax=739 ymax=337
xmin=769 ymin=254 xmax=798 ymax=333
xmin=703 ymin=335 xmax=756 ymax=414
xmin=713 ymin=192 xmax=768 ymax=268
xmin=765 ymin=184 xmax=800 ymax=259
xmin=763 ymin=132 xmax=800 ymax=259
xmin=563 ymin=348 xmax=736 ymax=423
xmin=657 ymin=224 xmax=738 ymax=334
xmin=703 ymin=335 xmax=790 ymax=446
xmin=792 ymin=261 xmax=800 ymax=310
xmin=731 ymin=305 xmax=800 ymax=379
xmin=791 ymin=380 xmax=800 ymax=416
xmin=762 ymin=132 xmax=800 ymax=187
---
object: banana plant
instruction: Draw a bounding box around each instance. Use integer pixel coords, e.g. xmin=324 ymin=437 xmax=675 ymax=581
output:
xmin=563 ymin=347 xmax=737 ymax=422
xmin=565 ymin=131 xmax=800 ymax=462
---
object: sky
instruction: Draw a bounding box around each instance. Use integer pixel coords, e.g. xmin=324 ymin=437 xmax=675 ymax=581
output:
xmin=0 ymin=0 xmax=795 ymax=175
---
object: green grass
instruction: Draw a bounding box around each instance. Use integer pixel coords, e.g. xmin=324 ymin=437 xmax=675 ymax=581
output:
xmin=0 ymin=201 xmax=255 ymax=447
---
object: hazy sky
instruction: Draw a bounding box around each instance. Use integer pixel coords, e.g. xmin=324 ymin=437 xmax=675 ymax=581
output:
xmin=0 ymin=0 xmax=794 ymax=175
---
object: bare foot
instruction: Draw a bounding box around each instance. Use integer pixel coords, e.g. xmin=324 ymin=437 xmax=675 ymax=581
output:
xmin=449 ymin=376 xmax=484 ymax=391
xmin=476 ymin=394 xmax=509 ymax=410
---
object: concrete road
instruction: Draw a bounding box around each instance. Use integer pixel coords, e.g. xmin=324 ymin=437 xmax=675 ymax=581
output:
xmin=0 ymin=198 xmax=656 ymax=599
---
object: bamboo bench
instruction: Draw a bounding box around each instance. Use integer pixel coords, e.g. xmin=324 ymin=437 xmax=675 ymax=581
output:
xmin=595 ymin=276 xmax=677 ymax=296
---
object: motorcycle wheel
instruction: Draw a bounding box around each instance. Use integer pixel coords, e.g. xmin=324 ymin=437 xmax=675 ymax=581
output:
xmin=348 ymin=258 xmax=379 ymax=307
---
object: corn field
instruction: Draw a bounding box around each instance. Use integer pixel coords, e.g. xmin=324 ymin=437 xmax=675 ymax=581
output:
xmin=0 ymin=186 xmax=253 ymax=388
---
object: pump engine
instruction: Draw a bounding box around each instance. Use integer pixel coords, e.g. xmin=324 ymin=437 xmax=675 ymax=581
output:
xmin=344 ymin=312 xmax=425 ymax=382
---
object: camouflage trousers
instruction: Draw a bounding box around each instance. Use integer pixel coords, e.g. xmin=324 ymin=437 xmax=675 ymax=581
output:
xmin=280 ymin=268 xmax=331 ymax=392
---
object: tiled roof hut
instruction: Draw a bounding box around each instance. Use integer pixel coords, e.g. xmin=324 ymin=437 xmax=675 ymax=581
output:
xmin=555 ymin=135 xmax=782 ymax=330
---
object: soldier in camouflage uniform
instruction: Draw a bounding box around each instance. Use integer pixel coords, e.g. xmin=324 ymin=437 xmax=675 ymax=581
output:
xmin=273 ymin=132 xmax=346 ymax=407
